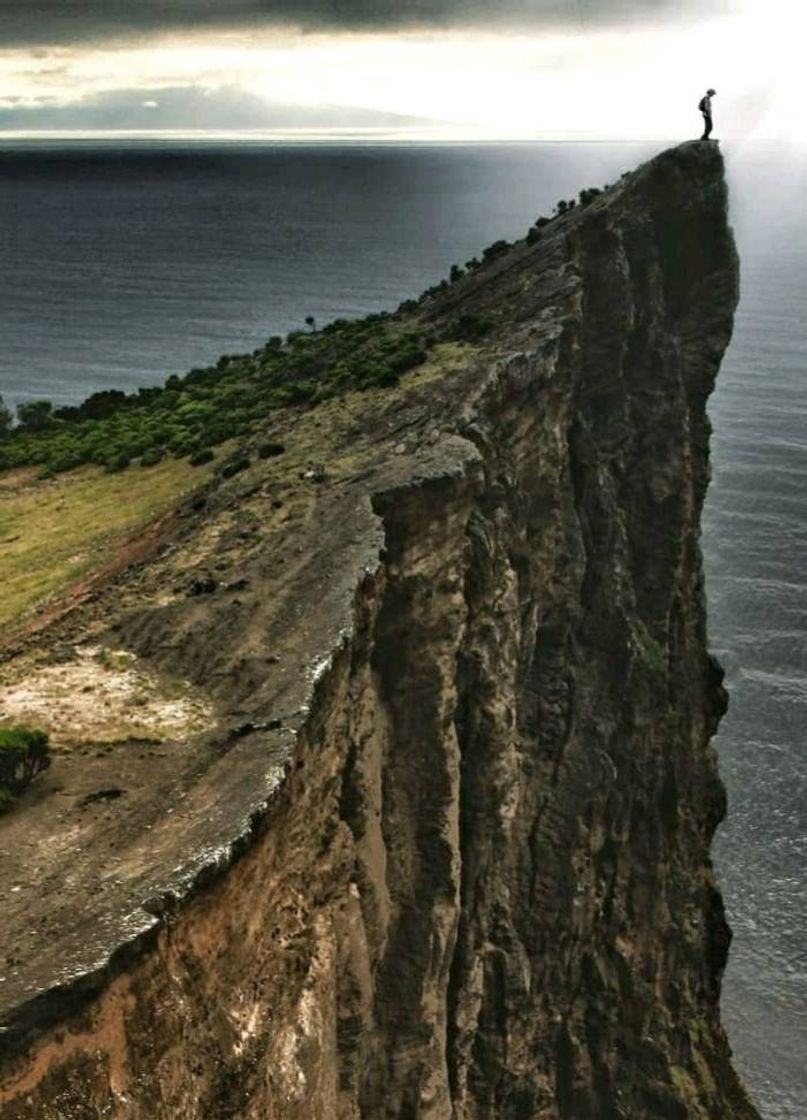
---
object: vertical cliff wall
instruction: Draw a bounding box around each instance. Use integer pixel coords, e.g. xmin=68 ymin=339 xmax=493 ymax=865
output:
xmin=0 ymin=142 xmax=756 ymax=1118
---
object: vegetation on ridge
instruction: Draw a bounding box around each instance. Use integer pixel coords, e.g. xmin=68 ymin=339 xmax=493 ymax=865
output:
xmin=0 ymin=174 xmax=612 ymax=484
xmin=0 ymin=318 xmax=428 ymax=479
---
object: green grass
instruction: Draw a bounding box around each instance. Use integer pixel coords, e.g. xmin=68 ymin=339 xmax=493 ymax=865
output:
xmin=0 ymin=458 xmax=211 ymax=626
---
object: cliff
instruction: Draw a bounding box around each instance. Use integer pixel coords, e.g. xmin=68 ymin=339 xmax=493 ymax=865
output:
xmin=0 ymin=142 xmax=757 ymax=1118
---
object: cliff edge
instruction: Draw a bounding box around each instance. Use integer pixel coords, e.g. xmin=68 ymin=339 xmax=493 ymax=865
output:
xmin=0 ymin=142 xmax=757 ymax=1118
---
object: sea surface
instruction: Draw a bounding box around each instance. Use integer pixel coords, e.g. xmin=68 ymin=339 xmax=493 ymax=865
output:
xmin=1 ymin=139 xmax=805 ymax=1118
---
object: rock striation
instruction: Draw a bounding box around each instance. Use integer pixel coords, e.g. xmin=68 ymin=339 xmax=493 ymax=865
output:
xmin=0 ymin=142 xmax=758 ymax=1118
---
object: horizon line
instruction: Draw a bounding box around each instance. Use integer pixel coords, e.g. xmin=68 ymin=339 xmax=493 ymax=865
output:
xmin=0 ymin=127 xmax=723 ymax=146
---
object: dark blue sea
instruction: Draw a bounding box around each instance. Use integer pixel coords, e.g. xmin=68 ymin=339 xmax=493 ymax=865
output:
xmin=1 ymin=139 xmax=805 ymax=1118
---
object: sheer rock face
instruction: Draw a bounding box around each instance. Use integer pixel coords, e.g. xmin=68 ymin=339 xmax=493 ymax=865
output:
xmin=0 ymin=143 xmax=758 ymax=1118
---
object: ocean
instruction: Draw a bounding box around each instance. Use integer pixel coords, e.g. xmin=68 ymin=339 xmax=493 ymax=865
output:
xmin=0 ymin=139 xmax=804 ymax=1118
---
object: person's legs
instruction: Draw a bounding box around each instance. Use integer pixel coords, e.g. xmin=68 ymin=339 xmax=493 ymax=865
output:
xmin=700 ymin=113 xmax=713 ymax=140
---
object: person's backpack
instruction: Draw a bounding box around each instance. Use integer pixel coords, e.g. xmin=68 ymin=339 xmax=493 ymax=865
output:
xmin=698 ymin=96 xmax=708 ymax=112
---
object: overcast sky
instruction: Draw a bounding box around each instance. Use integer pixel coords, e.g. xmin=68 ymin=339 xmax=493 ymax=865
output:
xmin=0 ymin=0 xmax=802 ymax=140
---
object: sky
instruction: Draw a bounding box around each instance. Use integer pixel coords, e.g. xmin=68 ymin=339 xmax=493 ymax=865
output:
xmin=0 ymin=0 xmax=803 ymax=141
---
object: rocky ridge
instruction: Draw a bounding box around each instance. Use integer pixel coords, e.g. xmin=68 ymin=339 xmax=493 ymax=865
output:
xmin=0 ymin=141 xmax=758 ymax=1118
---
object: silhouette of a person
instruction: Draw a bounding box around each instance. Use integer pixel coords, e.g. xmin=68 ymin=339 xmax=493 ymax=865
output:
xmin=699 ymin=88 xmax=716 ymax=140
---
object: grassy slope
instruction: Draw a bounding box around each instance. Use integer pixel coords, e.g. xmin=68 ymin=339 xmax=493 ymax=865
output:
xmin=0 ymin=458 xmax=212 ymax=627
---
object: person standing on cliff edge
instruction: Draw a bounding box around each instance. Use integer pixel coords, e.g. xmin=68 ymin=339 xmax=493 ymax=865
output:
xmin=699 ymin=88 xmax=716 ymax=140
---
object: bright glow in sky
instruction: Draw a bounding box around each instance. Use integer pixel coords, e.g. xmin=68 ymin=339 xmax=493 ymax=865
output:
xmin=0 ymin=0 xmax=803 ymax=141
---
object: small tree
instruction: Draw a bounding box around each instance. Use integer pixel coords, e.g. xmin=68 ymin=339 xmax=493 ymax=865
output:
xmin=453 ymin=314 xmax=492 ymax=342
xmin=304 ymin=315 xmax=317 ymax=332
xmin=16 ymin=399 xmax=54 ymax=431
xmin=0 ymin=727 xmax=51 ymax=806
xmin=482 ymin=239 xmax=511 ymax=263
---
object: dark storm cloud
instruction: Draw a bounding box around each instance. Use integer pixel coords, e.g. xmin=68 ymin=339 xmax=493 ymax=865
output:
xmin=3 ymin=1 xmax=718 ymax=46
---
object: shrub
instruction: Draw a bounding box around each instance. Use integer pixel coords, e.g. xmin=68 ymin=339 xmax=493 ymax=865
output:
xmin=482 ymin=239 xmax=511 ymax=263
xmin=190 ymin=447 xmax=215 ymax=466
xmin=285 ymin=381 xmax=317 ymax=404
xmin=17 ymin=399 xmax=54 ymax=431
xmin=74 ymin=389 xmax=128 ymax=421
xmin=0 ymin=727 xmax=51 ymax=807
xmin=104 ymin=450 xmax=131 ymax=473
xmin=526 ymin=227 xmax=543 ymax=246
xmin=140 ymin=446 xmax=165 ymax=467
xmin=388 ymin=345 xmax=427 ymax=375
xmin=220 ymin=453 xmax=251 ymax=479
xmin=46 ymin=448 xmax=84 ymax=474
xmin=258 ymin=441 xmax=286 ymax=459
xmin=354 ymin=361 xmax=397 ymax=390
xmin=201 ymin=420 xmax=240 ymax=445
xmin=453 ymin=314 xmax=492 ymax=342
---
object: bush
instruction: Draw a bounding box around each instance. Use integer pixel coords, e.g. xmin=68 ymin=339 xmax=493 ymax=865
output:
xmin=140 ymin=446 xmax=165 ymax=467
xmin=388 ymin=345 xmax=427 ymax=375
xmin=190 ymin=447 xmax=215 ymax=466
xmin=285 ymin=381 xmax=317 ymax=404
xmin=220 ymin=453 xmax=251 ymax=479
xmin=482 ymin=239 xmax=511 ymax=263
xmin=104 ymin=450 xmax=131 ymax=473
xmin=453 ymin=314 xmax=492 ymax=342
xmin=42 ymin=445 xmax=84 ymax=474
xmin=0 ymin=727 xmax=51 ymax=807
xmin=258 ymin=441 xmax=286 ymax=459
xmin=17 ymin=399 xmax=54 ymax=431
xmin=354 ymin=361 xmax=397 ymax=390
